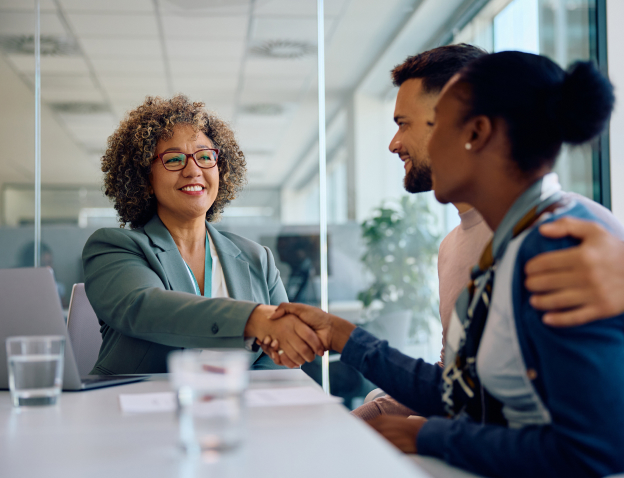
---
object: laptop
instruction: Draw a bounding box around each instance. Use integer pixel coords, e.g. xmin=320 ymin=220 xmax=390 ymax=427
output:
xmin=0 ymin=268 xmax=147 ymax=391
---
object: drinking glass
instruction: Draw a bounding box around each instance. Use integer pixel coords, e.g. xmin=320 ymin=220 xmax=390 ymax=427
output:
xmin=168 ymin=349 xmax=250 ymax=453
xmin=6 ymin=335 xmax=65 ymax=407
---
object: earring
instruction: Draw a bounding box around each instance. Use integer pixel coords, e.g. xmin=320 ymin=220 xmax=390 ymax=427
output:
xmin=465 ymin=143 xmax=472 ymax=150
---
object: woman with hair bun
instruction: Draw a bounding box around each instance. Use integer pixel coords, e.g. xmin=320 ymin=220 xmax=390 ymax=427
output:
xmin=266 ymin=52 xmax=624 ymax=477
xmin=419 ymin=51 xmax=623 ymax=477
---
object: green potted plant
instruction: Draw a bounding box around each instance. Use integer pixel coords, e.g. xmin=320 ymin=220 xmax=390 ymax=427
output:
xmin=357 ymin=195 xmax=440 ymax=348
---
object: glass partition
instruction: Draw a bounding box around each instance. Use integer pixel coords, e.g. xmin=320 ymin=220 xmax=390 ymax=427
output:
xmin=31 ymin=0 xmax=331 ymax=385
xmin=318 ymin=0 xmax=459 ymax=408
xmin=0 ymin=4 xmax=38 ymax=286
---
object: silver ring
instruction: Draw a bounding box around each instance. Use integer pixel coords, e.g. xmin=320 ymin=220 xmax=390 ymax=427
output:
xmin=278 ymin=349 xmax=285 ymax=356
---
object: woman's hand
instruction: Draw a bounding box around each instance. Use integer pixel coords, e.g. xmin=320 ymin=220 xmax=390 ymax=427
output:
xmin=525 ymin=218 xmax=624 ymax=326
xmin=367 ymin=415 xmax=428 ymax=454
xmin=244 ymin=304 xmax=324 ymax=368
xmin=256 ymin=335 xmax=283 ymax=365
xmin=269 ymin=303 xmax=356 ymax=353
xmin=256 ymin=303 xmax=356 ymax=367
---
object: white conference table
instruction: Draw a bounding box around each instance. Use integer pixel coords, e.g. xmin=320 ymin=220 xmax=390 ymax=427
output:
xmin=0 ymin=370 xmax=480 ymax=478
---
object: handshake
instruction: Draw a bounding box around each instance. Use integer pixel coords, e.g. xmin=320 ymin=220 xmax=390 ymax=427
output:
xmin=247 ymin=303 xmax=357 ymax=368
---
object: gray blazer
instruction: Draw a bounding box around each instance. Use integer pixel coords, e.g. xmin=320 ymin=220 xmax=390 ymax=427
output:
xmin=82 ymin=215 xmax=288 ymax=374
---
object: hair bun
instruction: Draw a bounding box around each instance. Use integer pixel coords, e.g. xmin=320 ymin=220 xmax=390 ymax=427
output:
xmin=557 ymin=61 xmax=615 ymax=144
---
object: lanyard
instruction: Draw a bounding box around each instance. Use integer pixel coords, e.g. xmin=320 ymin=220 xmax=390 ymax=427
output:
xmin=184 ymin=231 xmax=212 ymax=297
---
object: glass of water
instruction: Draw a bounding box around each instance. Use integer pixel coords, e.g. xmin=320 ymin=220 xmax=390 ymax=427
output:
xmin=168 ymin=349 xmax=250 ymax=454
xmin=6 ymin=336 xmax=65 ymax=407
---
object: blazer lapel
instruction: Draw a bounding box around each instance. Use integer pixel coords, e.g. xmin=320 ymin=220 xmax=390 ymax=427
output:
xmin=144 ymin=215 xmax=195 ymax=294
xmin=207 ymin=223 xmax=254 ymax=301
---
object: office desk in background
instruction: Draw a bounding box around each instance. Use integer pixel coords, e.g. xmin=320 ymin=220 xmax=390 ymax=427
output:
xmin=0 ymin=369 xmax=479 ymax=478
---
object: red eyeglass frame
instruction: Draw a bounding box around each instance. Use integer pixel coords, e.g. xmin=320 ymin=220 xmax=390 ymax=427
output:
xmin=152 ymin=148 xmax=220 ymax=171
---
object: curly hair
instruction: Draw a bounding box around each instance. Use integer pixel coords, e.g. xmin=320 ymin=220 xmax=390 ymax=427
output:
xmin=102 ymin=95 xmax=247 ymax=229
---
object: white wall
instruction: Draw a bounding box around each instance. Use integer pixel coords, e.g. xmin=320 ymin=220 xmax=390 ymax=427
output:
xmin=608 ymin=0 xmax=624 ymax=223
xmin=353 ymin=91 xmax=407 ymax=222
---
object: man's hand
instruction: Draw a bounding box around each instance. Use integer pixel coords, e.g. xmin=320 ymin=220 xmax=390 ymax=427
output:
xmin=525 ymin=217 xmax=624 ymax=326
xmin=244 ymin=304 xmax=324 ymax=368
xmin=367 ymin=415 xmax=427 ymax=454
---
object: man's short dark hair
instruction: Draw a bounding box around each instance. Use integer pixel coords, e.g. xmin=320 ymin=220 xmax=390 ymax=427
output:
xmin=391 ymin=43 xmax=487 ymax=93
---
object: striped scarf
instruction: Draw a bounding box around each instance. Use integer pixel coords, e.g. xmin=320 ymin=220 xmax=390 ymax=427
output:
xmin=441 ymin=174 xmax=564 ymax=423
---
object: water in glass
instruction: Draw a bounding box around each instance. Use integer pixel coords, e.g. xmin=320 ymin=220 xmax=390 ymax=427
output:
xmin=8 ymin=353 xmax=63 ymax=406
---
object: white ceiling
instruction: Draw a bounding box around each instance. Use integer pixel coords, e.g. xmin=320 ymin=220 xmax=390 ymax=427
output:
xmin=0 ymin=0 xmax=425 ymax=187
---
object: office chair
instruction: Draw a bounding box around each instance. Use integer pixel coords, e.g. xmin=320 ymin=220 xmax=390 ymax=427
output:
xmin=66 ymin=283 xmax=102 ymax=377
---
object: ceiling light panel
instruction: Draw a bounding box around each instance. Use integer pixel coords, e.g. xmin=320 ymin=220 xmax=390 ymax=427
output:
xmin=80 ymin=38 xmax=162 ymax=59
xmin=58 ymin=0 xmax=154 ymax=13
xmin=0 ymin=12 xmax=67 ymax=36
xmin=51 ymin=102 xmax=110 ymax=114
xmin=161 ymin=15 xmax=248 ymax=39
xmin=0 ymin=35 xmax=79 ymax=56
xmin=65 ymin=13 xmax=158 ymax=37
xmin=249 ymin=39 xmax=317 ymax=60
xmin=240 ymin=103 xmax=284 ymax=116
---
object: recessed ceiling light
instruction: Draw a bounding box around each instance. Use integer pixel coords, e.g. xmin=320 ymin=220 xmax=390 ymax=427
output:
xmin=241 ymin=104 xmax=284 ymax=116
xmin=0 ymin=35 xmax=80 ymax=56
xmin=50 ymin=103 xmax=111 ymax=114
xmin=249 ymin=40 xmax=316 ymax=60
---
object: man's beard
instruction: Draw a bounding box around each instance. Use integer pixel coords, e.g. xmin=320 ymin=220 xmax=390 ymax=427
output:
xmin=404 ymin=159 xmax=433 ymax=193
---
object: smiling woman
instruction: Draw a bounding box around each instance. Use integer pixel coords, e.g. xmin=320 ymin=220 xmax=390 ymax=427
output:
xmin=149 ymin=126 xmax=221 ymax=230
xmin=102 ymin=95 xmax=245 ymax=229
xmin=81 ymin=95 xmax=324 ymax=375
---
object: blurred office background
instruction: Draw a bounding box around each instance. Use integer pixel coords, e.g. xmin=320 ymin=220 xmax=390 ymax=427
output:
xmin=1 ymin=0 xmax=622 ymax=406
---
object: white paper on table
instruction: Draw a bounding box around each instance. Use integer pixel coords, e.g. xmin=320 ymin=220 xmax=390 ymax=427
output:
xmin=119 ymin=392 xmax=176 ymax=413
xmin=118 ymin=386 xmax=341 ymax=413
xmin=245 ymin=387 xmax=342 ymax=407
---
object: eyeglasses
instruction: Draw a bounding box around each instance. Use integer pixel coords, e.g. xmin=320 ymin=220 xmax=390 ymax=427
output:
xmin=153 ymin=148 xmax=219 ymax=171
